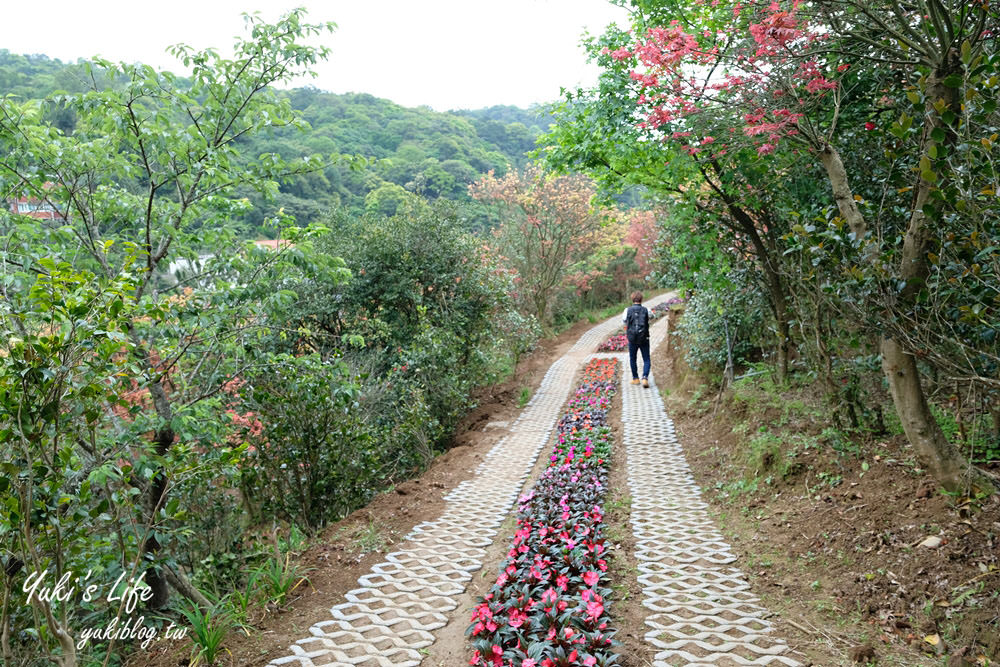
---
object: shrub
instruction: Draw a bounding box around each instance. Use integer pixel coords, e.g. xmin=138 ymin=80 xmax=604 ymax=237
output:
xmin=675 ymin=284 xmax=768 ymax=373
xmin=234 ymin=354 xmax=383 ymax=532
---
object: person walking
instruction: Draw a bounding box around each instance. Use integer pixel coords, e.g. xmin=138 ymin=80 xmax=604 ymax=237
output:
xmin=623 ymin=291 xmax=652 ymax=388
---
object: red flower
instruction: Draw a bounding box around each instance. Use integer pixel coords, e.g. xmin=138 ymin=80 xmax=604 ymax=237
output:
xmin=864 ymin=121 xmax=876 ymax=131
xmin=586 ymin=598 xmax=605 ymax=621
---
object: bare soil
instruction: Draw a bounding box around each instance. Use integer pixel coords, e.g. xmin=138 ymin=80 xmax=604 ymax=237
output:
xmin=658 ymin=319 xmax=1000 ymax=667
xmin=131 ymin=316 xmax=608 ymax=667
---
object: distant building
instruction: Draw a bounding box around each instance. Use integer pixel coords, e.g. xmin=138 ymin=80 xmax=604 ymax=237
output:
xmin=8 ymin=194 xmax=64 ymax=221
xmin=253 ymin=239 xmax=294 ymax=251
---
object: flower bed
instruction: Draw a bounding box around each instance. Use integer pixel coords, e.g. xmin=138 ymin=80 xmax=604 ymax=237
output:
xmin=596 ymin=333 xmax=627 ymax=352
xmin=651 ymin=295 xmax=686 ymax=315
xmin=468 ymin=358 xmax=619 ymax=667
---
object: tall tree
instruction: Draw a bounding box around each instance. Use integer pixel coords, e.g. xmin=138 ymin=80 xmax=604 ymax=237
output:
xmin=469 ymin=165 xmax=606 ymax=325
xmin=0 ymin=11 xmax=349 ymax=655
xmin=547 ymin=0 xmax=998 ymax=490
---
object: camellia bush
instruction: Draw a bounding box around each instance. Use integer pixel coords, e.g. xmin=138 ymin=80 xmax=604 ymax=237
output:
xmin=468 ymin=358 xmax=619 ymax=667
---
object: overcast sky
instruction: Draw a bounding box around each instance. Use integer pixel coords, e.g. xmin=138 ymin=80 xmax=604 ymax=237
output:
xmin=4 ymin=0 xmax=630 ymax=111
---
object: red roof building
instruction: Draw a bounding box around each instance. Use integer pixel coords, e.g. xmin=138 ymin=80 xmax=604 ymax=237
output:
xmin=9 ymin=195 xmax=62 ymax=221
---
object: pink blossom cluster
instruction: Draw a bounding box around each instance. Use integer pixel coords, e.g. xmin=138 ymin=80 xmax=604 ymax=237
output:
xmin=607 ymin=0 xmax=849 ymax=158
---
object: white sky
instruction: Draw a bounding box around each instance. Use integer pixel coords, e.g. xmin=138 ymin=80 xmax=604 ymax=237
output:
xmin=4 ymin=0 xmax=630 ymax=111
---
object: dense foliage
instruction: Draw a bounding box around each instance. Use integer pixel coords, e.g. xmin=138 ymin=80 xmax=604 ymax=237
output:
xmin=0 ymin=14 xmax=554 ymax=666
xmin=544 ymin=0 xmax=1000 ymax=492
xmin=0 ymin=50 xmax=547 ymax=235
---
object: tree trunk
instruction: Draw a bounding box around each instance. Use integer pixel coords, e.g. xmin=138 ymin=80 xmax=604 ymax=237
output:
xmin=880 ymin=71 xmax=994 ymax=493
xmin=703 ymin=162 xmax=793 ymax=381
xmin=881 ymin=338 xmax=969 ymax=490
xmin=819 ymin=144 xmax=867 ymax=240
xmin=810 ymin=105 xmax=995 ymax=491
xmin=127 ymin=333 xmax=175 ymax=609
xmin=733 ymin=207 xmax=791 ymax=381
xmin=163 ymin=564 xmax=212 ymax=609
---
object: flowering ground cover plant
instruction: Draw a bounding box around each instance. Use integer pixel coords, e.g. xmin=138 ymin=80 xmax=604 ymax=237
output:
xmin=651 ymin=296 xmax=685 ymax=316
xmin=468 ymin=359 xmax=619 ymax=667
xmin=596 ymin=334 xmax=627 ymax=352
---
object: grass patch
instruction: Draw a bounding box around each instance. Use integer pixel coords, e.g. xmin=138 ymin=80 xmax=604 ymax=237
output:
xmin=517 ymin=386 xmax=532 ymax=408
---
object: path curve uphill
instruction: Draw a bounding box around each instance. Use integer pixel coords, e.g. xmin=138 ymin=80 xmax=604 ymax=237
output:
xmin=265 ymin=295 xmax=801 ymax=667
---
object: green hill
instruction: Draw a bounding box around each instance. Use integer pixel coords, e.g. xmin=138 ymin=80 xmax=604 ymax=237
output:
xmin=0 ymin=49 xmax=549 ymax=232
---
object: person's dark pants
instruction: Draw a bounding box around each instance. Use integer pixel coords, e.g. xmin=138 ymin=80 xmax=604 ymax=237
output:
xmin=628 ymin=337 xmax=651 ymax=379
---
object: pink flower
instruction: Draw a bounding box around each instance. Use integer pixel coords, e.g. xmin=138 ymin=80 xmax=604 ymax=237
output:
xmin=508 ymin=608 xmax=528 ymax=628
xmin=586 ymin=598 xmax=605 ymax=621
xmin=583 ymin=570 xmax=600 ymax=587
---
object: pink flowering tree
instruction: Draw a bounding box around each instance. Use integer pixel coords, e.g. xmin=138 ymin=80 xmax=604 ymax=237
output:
xmin=470 ymin=165 xmax=607 ymax=326
xmin=546 ymin=0 xmax=999 ymax=491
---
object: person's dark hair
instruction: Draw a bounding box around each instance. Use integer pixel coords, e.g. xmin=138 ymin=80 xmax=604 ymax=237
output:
xmin=631 ymin=291 xmax=643 ymax=303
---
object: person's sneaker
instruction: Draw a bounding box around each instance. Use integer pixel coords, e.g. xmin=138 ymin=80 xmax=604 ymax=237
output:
xmin=631 ymin=378 xmax=640 ymax=385
xmin=642 ymin=377 xmax=650 ymax=388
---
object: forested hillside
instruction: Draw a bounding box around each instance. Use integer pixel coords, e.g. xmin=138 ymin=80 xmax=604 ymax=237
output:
xmin=0 ymin=49 xmax=548 ymax=232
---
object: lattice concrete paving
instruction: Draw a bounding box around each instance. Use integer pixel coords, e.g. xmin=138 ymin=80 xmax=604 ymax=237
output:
xmin=621 ymin=317 xmax=802 ymax=667
xmin=266 ymin=295 xmax=673 ymax=666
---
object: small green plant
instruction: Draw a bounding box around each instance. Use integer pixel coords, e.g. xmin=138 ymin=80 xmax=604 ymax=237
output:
xmin=278 ymin=524 xmax=309 ymax=554
xmin=175 ymin=598 xmax=235 ymax=666
xmin=228 ymin=572 xmax=259 ymax=624
xmin=606 ymin=494 xmax=633 ymax=512
xmin=517 ymin=386 xmax=532 ymax=408
xmin=254 ymin=553 xmax=310 ymax=607
xmin=747 ymin=429 xmax=786 ymax=477
xmin=353 ymin=519 xmax=393 ymax=554
xmin=816 ymin=470 xmax=843 ymax=488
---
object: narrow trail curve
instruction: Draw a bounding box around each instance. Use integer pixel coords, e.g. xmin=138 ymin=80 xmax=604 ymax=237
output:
xmin=265 ymin=297 xmax=670 ymax=667
xmin=621 ymin=315 xmax=803 ymax=666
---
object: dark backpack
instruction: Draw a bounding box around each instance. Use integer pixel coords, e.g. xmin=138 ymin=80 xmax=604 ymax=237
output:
xmin=626 ymin=304 xmax=649 ymax=343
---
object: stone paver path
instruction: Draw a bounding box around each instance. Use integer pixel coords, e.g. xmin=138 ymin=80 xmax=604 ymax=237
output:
xmin=267 ymin=297 xmax=801 ymax=666
xmin=622 ymin=315 xmax=802 ymax=666
xmin=266 ymin=297 xmax=670 ymax=667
